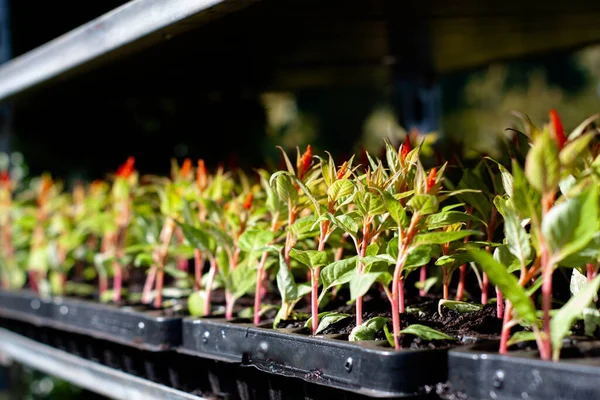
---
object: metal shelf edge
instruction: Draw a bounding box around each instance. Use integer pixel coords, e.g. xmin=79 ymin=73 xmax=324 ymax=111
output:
xmin=0 ymin=0 xmax=256 ymax=103
xmin=0 ymin=328 xmax=204 ymax=400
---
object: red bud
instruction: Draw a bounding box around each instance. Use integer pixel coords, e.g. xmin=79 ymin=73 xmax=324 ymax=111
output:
xmin=336 ymin=161 xmax=348 ymax=180
xmin=116 ymin=157 xmax=135 ymax=179
xmin=426 ymin=168 xmax=437 ymax=193
xmin=180 ymin=158 xmax=192 ymax=178
xmin=243 ymin=192 xmax=253 ymax=210
xmin=400 ymin=136 xmax=412 ymax=161
xmin=0 ymin=171 xmax=9 ymax=186
xmin=196 ymin=159 xmax=208 ymax=191
xmin=298 ymin=145 xmax=313 ymax=179
xmin=549 ymin=109 xmax=567 ymax=149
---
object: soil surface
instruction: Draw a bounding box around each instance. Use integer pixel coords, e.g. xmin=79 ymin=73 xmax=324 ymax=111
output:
xmin=273 ymin=289 xmax=504 ymax=349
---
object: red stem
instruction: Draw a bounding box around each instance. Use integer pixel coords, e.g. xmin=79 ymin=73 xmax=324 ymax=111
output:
xmin=141 ymin=266 xmax=157 ymax=304
xmin=398 ymin=278 xmax=405 ymax=314
xmin=194 ymin=249 xmax=203 ymax=291
xmin=442 ymin=267 xmax=449 ymax=300
xmin=254 ymin=217 xmax=279 ymax=325
xmin=311 ymin=266 xmax=321 ymax=335
xmin=204 ymin=257 xmax=217 ymax=316
xmin=587 ymin=263 xmax=596 ymax=282
xmin=419 ymin=265 xmax=427 ymax=297
xmin=496 ymin=287 xmax=504 ymax=319
xmin=112 ymin=261 xmax=122 ymax=302
xmin=154 ymin=268 xmax=164 ymax=309
xmin=355 ymin=223 xmax=371 ymax=327
xmin=254 ymin=252 xmax=269 ymax=325
xmin=153 ymin=218 xmax=175 ymax=309
xmin=499 ymin=301 xmax=514 ymax=354
xmin=540 ymin=242 xmax=553 ymax=360
xmin=391 ymin=214 xmax=421 ymax=350
xmin=225 ymin=291 xmax=234 ymax=320
xmin=28 ymin=270 xmax=39 ymax=294
xmin=456 ymin=264 xmax=467 ymax=300
xmin=391 ymin=254 xmax=406 ymax=350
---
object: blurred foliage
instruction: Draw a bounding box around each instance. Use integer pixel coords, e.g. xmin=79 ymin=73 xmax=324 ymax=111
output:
xmin=442 ymin=45 xmax=600 ymax=157
xmin=0 ymin=365 xmax=105 ymax=400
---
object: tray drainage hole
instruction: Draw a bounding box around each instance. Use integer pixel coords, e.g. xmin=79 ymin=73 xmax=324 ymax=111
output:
xmin=31 ymin=299 xmax=41 ymax=310
xmin=59 ymin=305 xmax=69 ymax=315
xmin=344 ymin=357 xmax=353 ymax=373
xmin=492 ymin=370 xmax=505 ymax=388
xmin=202 ymin=331 xmax=210 ymax=343
xmin=257 ymin=341 xmax=268 ymax=359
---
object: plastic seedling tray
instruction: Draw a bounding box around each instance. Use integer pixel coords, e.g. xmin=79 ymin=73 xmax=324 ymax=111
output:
xmin=179 ymin=317 xmax=448 ymax=398
xmin=49 ymin=296 xmax=182 ymax=351
xmin=448 ymin=340 xmax=600 ymax=400
xmin=0 ymin=289 xmax=52 ymax=325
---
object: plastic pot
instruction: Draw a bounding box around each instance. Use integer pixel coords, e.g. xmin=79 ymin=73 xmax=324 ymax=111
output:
xmin=180 ymin=317 xmax=448 ymax=398
xmin=448 ymin=340 xmax=600 ymax=400
xmin=0 ymin=289 xmax=52 ymax=325
xmin=49 ymin=296 xmax=182 ymax=351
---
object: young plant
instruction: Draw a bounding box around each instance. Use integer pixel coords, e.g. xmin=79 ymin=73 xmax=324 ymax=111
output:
xmin=110 ymin=157 xmax=137 ymax=302
xmin=472 ymin=110 xmax=600 ymax=360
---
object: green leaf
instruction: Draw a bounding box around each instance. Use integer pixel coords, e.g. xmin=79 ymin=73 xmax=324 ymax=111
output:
xmin=542 ymin=186 xmax=598 ymax=263
xmin=179 ymin=223 xmax=211 ymax=251
xmin=426 ymin=211 xmax=484 ymax=230
xmin=510 ymin=161 xmax=541 ymax=223
xmin=400 ymin=324 xmax=456 ymax=341
xmin=188 ymin=291 xmax=206 ymax=317
xmin=560 ymin=232 xmax=600 ymax=268
xmin=551 ymin=274 xmax=600 ymax=360
xmin=570 ymin=268 xmax=588 ymax=297
xmin=238 ymin=228 xmax=274 ymax=255
xmin=467 ymin=248 xmax=537 ymax=324
xmin=438 ymin=300 xmax=483 ymax=316
xmin=349 ymin=317 xmax=389 ymax=341
xmin=327 ymin=179 xmax=355 ymax=202
xmin=506 ymin=331 xmax=537 ymax=347
xmin=525 ymin=131 xmax=560 ymax=194
xmin=289 ymin=216 xmax=319 ymax=240
xmin=271 ymin=173 xmax=298 ymax=204
xmin=289 ymin=249 xmax=329 ymax=269
xmin=456 ymin=169 xmax=491 ymax=218
xmin=331 ymin=213 xmax=359 ymax=235
xmin=493 ymin=245 xmax=521 ymax=273
xmin=415 ymin=277 xmax=438 ymax=294
xmin=584 ymin=308 xmax=600 ymax=337
xmin=414 ymin=230 xmax=481 ymax=246
xmin=404 ymin=245 xmax=435 ymax=271
xmin=277 ymin=253 xmax=297 ymax=303
xmin=231 ymin=264 xmax=256 ymax=299
xmin=559 ymin=132 xmax=594 ymax=167
xmin=350 ymin=272 xmax=384 ymax=300
xmin=383 ymin=324 xmax=395 ymax=347
xmin=495 ymin=196 xmax=531 ymax=267
xmin=305 ymin=312 xmax=350 ymax=334
xmin=380 ymin=190 xmax=408 ymax=227
xmin=366 ymin=243 xmax=379 ymax=257
xmin=356 ymin=192 xmax=386 ymax=217
xmin=407 ymin=194 xmax=439 ymax=215
xmin=320 ymin=256 xmax=358 ymax=294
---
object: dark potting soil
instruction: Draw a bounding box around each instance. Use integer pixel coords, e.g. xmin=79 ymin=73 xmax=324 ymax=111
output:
xmin=273 ymin=288 xmax=504 ymax=349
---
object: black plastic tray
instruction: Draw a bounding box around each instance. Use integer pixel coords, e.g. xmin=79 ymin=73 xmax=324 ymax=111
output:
xmin=0 ymin=289 xmax=52 ymax=325
xmin=49 ymin=296 xmax=182 ymax=351
xmin=448 ymin=341 xmax=600 ymax=400
xmin=180 ymin=317 xmax=448 ymax=398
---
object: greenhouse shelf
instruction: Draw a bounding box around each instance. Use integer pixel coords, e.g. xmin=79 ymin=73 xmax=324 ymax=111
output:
xmin=0 ymin=0 xmax=258 ymax=103
xmin=0 ymin=328 xmax=204 ymax=400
